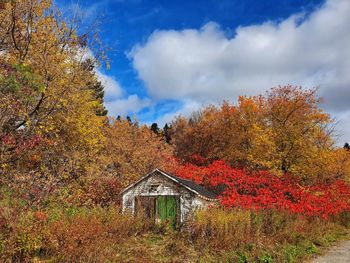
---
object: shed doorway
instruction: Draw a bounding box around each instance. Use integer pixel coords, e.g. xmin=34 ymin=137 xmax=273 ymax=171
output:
xmin=135 ymin=196 xmax=179 ymax=228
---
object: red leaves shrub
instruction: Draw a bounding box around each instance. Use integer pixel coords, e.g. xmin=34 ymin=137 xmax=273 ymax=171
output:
xmin=33 ymin=211 xmax=48 ymax=222
xmin=174 ymin=160 xmax=350 ymax=218
xmin=0 ymin=133 xmax=42 ymax=155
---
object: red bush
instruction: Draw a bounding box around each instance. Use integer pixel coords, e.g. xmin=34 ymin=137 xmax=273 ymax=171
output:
xmin=174 ymin=160 xmax=350 ymax=218
xmin=33 ymin=211 xmax=48 ymax=222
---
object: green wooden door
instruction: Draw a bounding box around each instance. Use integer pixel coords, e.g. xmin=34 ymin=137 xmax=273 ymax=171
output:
xmin=156 ymin=196 xmax=177 ymax=229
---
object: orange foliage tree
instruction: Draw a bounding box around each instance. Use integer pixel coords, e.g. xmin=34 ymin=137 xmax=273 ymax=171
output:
xmin=171 ymin=86 xmax=346 ymax=182
xmin=101 ymin=118 xmax=175 ymax=187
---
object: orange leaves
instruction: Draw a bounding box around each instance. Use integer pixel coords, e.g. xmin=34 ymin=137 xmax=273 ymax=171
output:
xmin=33 ymin=211 xmax=48 ymax=222
xmin=100 ymin=118 xmax=175 ymax=188
xmin=171 ymin=86 xmax=340 ymax=182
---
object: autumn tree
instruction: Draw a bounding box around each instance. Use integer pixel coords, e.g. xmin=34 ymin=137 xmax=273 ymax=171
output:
xmin=90 ymin=118 xmax=175 ymax=190
xmin=0 ymin=63 xmax=44 ymax=169
xmin=0 ymin=0 xmax=106 ymax=197
xmin=261 ymin=87 xmax=333 ymax=179
xmin=171 ymin=99 xmax=266 ymax=166
xmin=171 ymin=86 xmax=340 ymax=182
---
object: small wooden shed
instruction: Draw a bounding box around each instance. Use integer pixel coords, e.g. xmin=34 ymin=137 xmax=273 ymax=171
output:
xmin=120 ymin=168 xmax=217 ymax=226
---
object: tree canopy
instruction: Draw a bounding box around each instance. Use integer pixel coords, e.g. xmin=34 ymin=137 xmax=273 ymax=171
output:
xmin=171 ymin=86 xmax=349 ymax=183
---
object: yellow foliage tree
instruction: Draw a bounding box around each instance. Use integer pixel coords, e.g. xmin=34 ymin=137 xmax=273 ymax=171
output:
xmin=0 ymin=0 xmax=105 ymax=185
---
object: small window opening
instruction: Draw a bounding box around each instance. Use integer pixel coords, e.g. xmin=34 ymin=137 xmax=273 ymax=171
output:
xmin=149 ymin=184 xmax=159 ymax=193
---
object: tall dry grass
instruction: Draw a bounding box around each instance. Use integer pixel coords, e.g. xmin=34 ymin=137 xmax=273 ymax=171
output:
xmin=186 ymin=207 xmax=349 ymax=262
xmin=0 ymin=205 xmax=157 ymax=262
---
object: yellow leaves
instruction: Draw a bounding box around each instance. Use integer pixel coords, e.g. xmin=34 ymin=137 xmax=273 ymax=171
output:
xmin=0 ymin=0 xmax=110 ymax=180
xmin=1 ymin=163 xmax=9 ymax=169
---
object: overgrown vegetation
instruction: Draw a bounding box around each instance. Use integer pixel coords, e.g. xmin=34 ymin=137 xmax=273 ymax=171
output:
xmin=1 ymin=190 xmax=348 ymax=262
xmin=0 ymin=0 xmax=349 ymax=262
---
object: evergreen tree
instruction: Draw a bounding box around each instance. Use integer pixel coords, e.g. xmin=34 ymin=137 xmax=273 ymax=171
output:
xmin=81 ymin=58 xmax=108 ymax=116
xmin=126 ymin=116 xmax=132 ymax=124
xmin=150 ymin=123 xmax=159 ymax=135
xmin=163 ymin=123 xmax=172 ymax=143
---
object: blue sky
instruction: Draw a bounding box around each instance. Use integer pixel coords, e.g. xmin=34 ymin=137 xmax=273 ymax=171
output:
xmin=57 ymin=0 xmax=350 ymax=143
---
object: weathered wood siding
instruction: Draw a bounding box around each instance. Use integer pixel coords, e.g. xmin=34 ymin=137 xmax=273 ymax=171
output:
xmin=122 ymin=170 xmax=213 ymax=223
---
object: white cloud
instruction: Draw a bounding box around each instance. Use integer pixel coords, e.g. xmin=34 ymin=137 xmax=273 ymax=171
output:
xmin=95 ymin=69 xmax=123 ymax=100
xmin=129 ymin=0 xmax=350 ymax=142
xmin=78 ymin=47 xmax=149 ymax=117
xmin=105 ymin=95 xmax=151 ymax=117
xmin=98 ymin=71 xmax=150 ymax=117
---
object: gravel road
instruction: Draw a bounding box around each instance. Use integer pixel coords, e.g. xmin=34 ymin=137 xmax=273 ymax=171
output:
xmin=311 ymin=239 xmax=350 ymax=263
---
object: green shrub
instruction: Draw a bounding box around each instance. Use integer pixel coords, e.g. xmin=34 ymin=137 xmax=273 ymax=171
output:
xmin=237 ymin=252 xmax=249 ymax=263
xmin=259 ymin=253 xmax=273 ymax=263
xmin=306 ymin=244 xmax=318 ymax=255
xmin=283 ymin=245 xmax=302 ymax=263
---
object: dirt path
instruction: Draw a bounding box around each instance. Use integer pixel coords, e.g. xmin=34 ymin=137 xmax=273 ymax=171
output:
xmin=311 ymin=239 xmax=350 ymax=263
